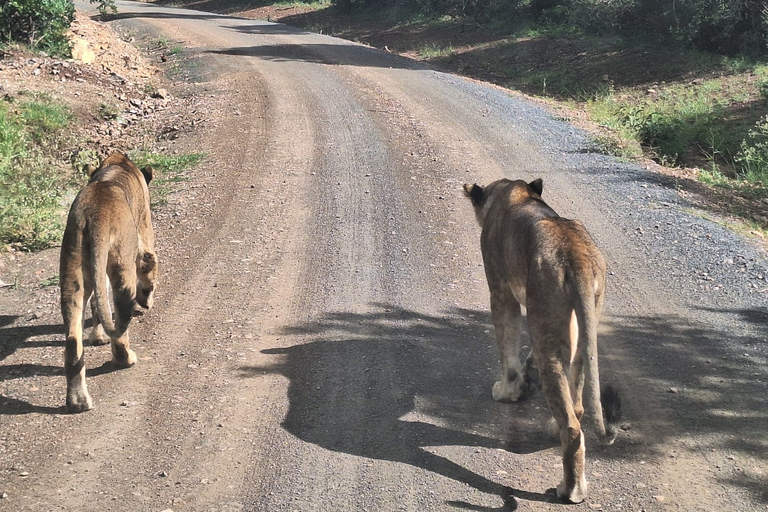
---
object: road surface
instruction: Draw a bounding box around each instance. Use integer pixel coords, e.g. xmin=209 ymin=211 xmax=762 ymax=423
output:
xmin=1 ymin=1 xmax=766 ymax=510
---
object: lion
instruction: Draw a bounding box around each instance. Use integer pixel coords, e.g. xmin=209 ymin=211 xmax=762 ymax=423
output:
xmin=59 ymin=151 xmax=158 ymax=413
xmin=464 ymin=178 xmax=621 ymax=503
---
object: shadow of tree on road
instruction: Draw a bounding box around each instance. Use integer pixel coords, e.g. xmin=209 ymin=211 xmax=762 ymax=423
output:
xmin=600 ymin=307 xmax=768 ymax=504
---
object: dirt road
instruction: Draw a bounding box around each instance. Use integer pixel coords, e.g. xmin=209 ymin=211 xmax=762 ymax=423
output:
xmin=1 ymin=1 xmax=767 ymax=511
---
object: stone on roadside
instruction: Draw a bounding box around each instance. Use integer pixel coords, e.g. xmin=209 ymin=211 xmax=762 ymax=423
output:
xmin=71 ymin=39 xmax=95 ymax=64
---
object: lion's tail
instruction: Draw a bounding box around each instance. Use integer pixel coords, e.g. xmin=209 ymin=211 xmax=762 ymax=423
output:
xmin=574 ymin=275 xmax=622 ymax=445
xmin=90 ymin=224 xmax=134 ymax=340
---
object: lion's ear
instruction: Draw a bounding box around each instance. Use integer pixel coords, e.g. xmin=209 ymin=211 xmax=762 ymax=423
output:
xmin=529 ymin=178 xmax=543 ymax=197
xmin=141 ymin=165 xmax=154 ymax=185
xmin=463 ymin=183 xmax=485 ymax=207
xmin=140 ymin=251 xmax=157 ymax=273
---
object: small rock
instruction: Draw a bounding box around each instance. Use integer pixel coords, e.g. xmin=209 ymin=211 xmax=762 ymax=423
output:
xmin=1 ymin=492 xmax=7 ymax=498
xmin=669 ymin=387 xmax=678 ymax=393
xmin=71 ymin=39 xmax=95 ymax=64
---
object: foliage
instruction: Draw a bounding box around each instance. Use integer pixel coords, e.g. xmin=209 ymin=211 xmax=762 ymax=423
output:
xmin=326 ymin=0 xmax=767 ymax=55
xmin=0 ymin=0 xmax=74 ymax=55
xmin=0 ymin=0 xmax=116 ymax=55
xmin=589 ymin=83 xmax=729 ymax=166
xmin=735 ymin=115 xmax=768 ymax=183
xmin=92 ymin=0 xmax=118 ymax=17
xmin=0 ymin=98 xmax=83 ymax=250
xmin=19 ymin=94 xmax=73 ymax=142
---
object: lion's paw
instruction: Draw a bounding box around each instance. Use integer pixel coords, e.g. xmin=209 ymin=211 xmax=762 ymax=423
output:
xmin=112 ymin=349 xmax=137 ymax=367
xmin=557 ymin=477 xmax=587 ymax=504
xmin=66 ymin=390 xmax=93 ymax=413
xmin=492 ymin=379 xmax=523 ymax=402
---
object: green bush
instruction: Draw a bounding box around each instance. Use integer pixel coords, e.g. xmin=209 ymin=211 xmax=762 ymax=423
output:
xmin=0 ymin=0 xmax=75 ymax=55
xmin=0 ymin=0 xmax=117 ymax=55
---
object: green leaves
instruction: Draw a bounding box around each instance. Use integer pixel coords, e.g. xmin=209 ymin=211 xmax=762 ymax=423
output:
xmin=0 ymin=0 xmax=75 ymax=55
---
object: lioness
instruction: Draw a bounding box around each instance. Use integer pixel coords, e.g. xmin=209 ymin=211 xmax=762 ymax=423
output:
xmin=464 ymin=178 xmax=621 ymax=503
xmin=59 ymin=152 xmax=158 ymax=413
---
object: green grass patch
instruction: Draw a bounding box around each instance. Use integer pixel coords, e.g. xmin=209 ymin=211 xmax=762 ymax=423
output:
xmin=0 ymin=97 xmax=83 ymax=251
xmin=417 ymin=42 xmax=455 ymax=59
xmin=18 ymin=94 xmax=73 ymax=142
xmin=0 ymin=92 xmax=204 ymax=252
xmin=131 ymin=152 xmax=205 ymax=207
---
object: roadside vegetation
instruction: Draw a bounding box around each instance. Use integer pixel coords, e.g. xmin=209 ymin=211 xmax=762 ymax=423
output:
xmin=214 ymin=0 xmax=768 ymax=227
xmin=0 ymin=93 xmax=82 ymax=250
xmin=0 ymin=1 xmax=204 ymax=252
xmin=0 ymin=91 xmax=205 ymax=250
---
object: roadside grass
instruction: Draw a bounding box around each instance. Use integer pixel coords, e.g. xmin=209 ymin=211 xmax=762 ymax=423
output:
xmin=417 ymin=42 xmax=455 ymax=59
xmin=0 ymin=91 xmax=205 ymax=251
xmin=0 ymin=96 xmax=82 ymax=251
xmin=131 ymin=151 xmax=205 ymax=207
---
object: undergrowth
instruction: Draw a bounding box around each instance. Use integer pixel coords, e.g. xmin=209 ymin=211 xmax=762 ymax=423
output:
xmin=0 ymin=91 xmax=205 ymax=251
xmin=0 ymin=95 xmax=80 ymax=251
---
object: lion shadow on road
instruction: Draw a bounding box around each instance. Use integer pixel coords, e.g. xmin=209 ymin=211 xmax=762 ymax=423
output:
xmin=241 ymin=303 xmax=562 ymax=510
xmin=0 ymin=315 xmax=61 ymax=362
xmin=0 ymin=314 xmax=130 ymax=415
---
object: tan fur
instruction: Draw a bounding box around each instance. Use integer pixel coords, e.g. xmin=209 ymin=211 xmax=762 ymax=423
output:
xmin=464 ymin=178 xmax=617 ymax=503
xmin=59 ymin=152 xmax=158 ymax=413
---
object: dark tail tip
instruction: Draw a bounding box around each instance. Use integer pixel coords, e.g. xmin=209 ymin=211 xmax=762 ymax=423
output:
xmin=601 ymin=384 xmax=622 ymax=443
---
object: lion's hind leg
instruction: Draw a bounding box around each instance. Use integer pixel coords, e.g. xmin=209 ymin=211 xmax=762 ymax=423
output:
xmin=531 ymin=311 xmax=588 ymax=504
xmin=538 ymin=356 xmax=587 ymax=503
xmin=62 ymin=278 xmax=93 ymax=413
xmin=489 ymin=289 xmax=527 ymax=402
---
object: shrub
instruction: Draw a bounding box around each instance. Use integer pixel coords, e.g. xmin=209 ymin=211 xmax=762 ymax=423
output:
xmin=0 ymin=0 xmax=75 ymax=55
xmin=735 ymin=115 xmax=768 ymax=183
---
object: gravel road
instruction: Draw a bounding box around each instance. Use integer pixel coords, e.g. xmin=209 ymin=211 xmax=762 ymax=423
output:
xmin=1 ymin=1 xmax=766 ymax=511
